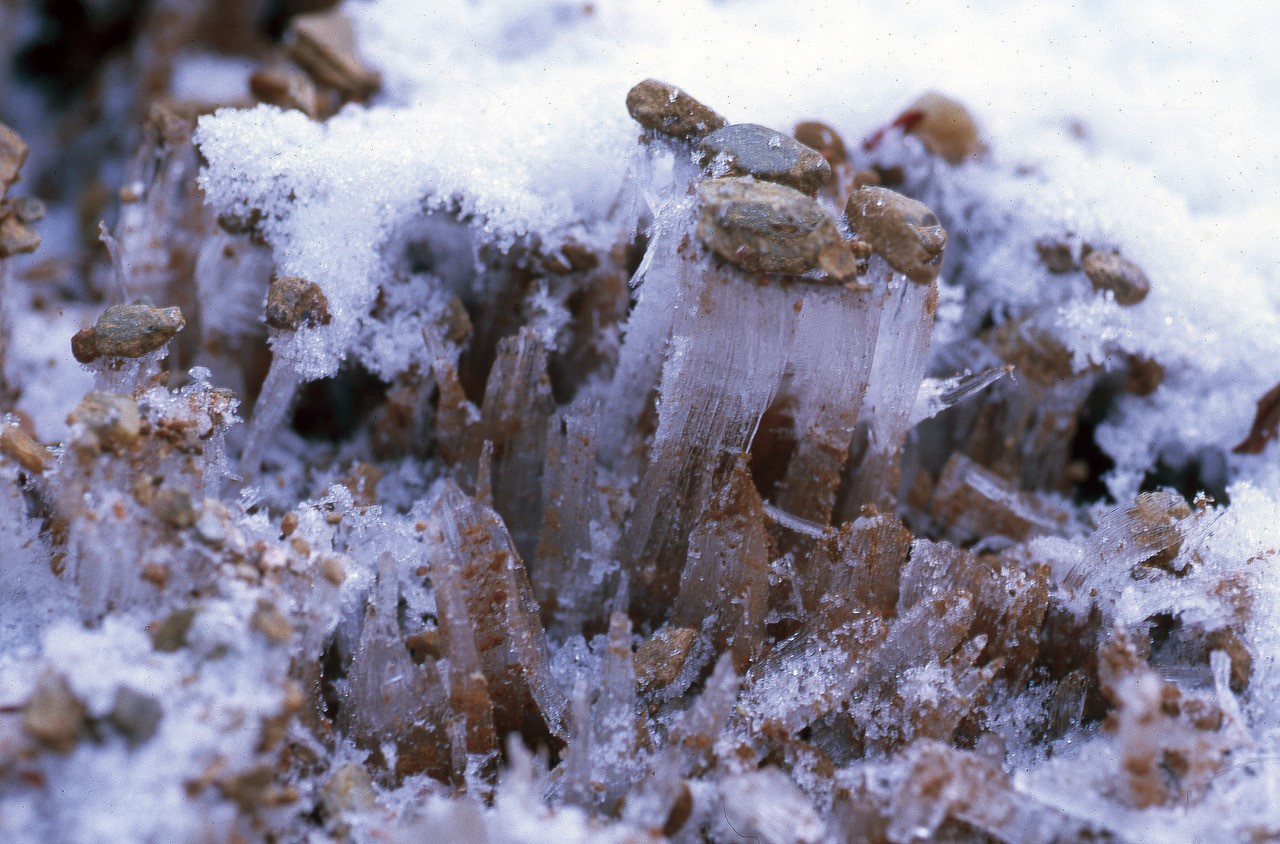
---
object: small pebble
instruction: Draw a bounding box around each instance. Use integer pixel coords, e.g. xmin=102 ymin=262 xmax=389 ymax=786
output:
xmin=0 ymin=122 xmax=27 ymax=196
xmin=266 ymin=276 xmax=332 ymax=331
xmin=0 ymin=425 xmax=49 ymax=473
xmin=793 ymin=120 xmax=848 ymax=167
xmin=697 ymin=177 xmax=859 ymax=282
xmin=252 ymin=600 xmax=294 ymax=645
xmin=72 ymin=304 xmax=185 ymax=363
xmin=0 ymin=214 xmax=40 ymax=258
xmin=900 ymin=91 xmax=984 ymax=164
xmin=1035 ymin=237 xmax=1077 ymax=274
xmin=700 ymin=123 xmax=832 ymax=194
xmin=107 ymin=687 xmax=163 ymax=747
xmin=845 ymin=186 xmax=948 ymax=284
xmin=153 ymin=487 xmax=196 ymax=530
xmin=625 ymin=79 xmax=727 ymax=140
xmin=68 ymin=391 xmax=142 ymax=453
xmin=287 ymin=10 xmax=380 ymax=99
xmin=1082 ymin=249 xmax=1151 ymax=305
xmin=320 ymin=762 xmax=377 ymax=821
xmin=151 ymin=606 xmax=197 ymax=652
xmin=22 ymin=672 xmax=86 ymax=753
xmin=249 ymin=65 xmax=320 ymax=119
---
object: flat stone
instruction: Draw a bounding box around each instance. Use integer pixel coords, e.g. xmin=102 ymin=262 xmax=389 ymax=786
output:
xmin=626 ymin=79 xmax=726 ymax=140
xmin=845 ymin=186 xmax=947 ymax=284
xmin=698 ymin=177 xmax=858 ymax=282
xmin=701 ymin=123 xmax=832 ymax=194
xmin=1082 ymin=249 xmax=1150 ymax=305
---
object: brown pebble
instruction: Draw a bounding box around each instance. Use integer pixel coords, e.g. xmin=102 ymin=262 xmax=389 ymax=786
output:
xmin=852 ymin=168 xmax=882 ymax=189
xmin=151 ymin=606 xmax=197 ymax=652
xmin=0 ymin=425 xmax=50 ymax=473
xmin=140 ymin=562 xmax=169 ymax=587
xmin=1125 ymin=357 xmax=1165 ymax=397
xmin=697 ymin=177 xmax=859 ymax=282
xmin=1082 ymin=249 xmax=1151 ymax=305
xmin=72 ymin=304 xmax=185 ymax=362
xmin=846 ymin=186 xmax=948 ymax=284
xmin=319 ymin=555 xmax=346 ymax=585
xmin=280 ymin=511 xmax=299 ymax=538
xmin=249 ymin=65 xmax=320 ymax=119
xmin=1206 ymin=628 xmax=1252 ymax=694
xmin=1035 ymin=237 xmax=1077 ymax=274
xmin=0 ymin=122 xmax=28 ymax=197
xmin=560 ymin=241 xmax=600 ymax=273
xmin=636 ymin=626 xmax=697 ymax=691
xmin=286 ymin=10 xmax=380 ymax=100
xmin=22 ymin=672 xmax=87 ymax=753
xmin=153 ymin=487 xmax=196 ymax=530
xmin=793 ymin=121 xmax=847 ymax=167
xmin=700 ymin=123 xmax=832 ymax=194
xmin=266 ymin=276 xmax=331 ymax=331
xmin=900 ymin=91 xmax=984 ymax=164
xmin=626 ymin=79 xmax=727 ymax=140
xmin=1234 ymin=382 xmax=1280 ymax=455
xmin=252 ymin=600 xmax=294 ymax=644
xmin=68 ymin=392 xmax=142 ymax=453
xmin=108 ymin=687 xmax=163 ymax=747
xmin=0 ymin=213 xmax=40 ymax=258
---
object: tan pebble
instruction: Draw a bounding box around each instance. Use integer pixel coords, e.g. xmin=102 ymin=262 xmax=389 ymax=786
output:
xmin=280 ymin=511 xmax=299 ymax=538
xmin=249 ymin=64 xmax=320 ymax=118
xmin=151 ymin=606 xmax=197 ymax=652
xmin=0 ymin=214 xmax=39 ymax=258
xmin=845 ymin=186 xmax=947 ymax=284
xmin=626 ymin=79 xmax=726 ymax=140
xmin=252 ymin=601 xmax=294 ymax=644
xmin=140 ymin=562 xmax=169 ymax=587
xmin=0 ymin=122 xmax=28 ymax=196
xmin=153 ymin=487 xmax=196 ymax=529
xmin=68 ymin=391 xmax=142 ymax=453
xmin=700 ymin=123 xmax=832 ymax=194
xmin=72 ymin=304 xmax=185 ymax=363
xmin=286 ymin=10 xmax=380 ymax=100
xmin=793 ymin=120 xmax=848 ymax=167
xmin=319 ymin=555 xmax=346 ymax=585
xmin=900 ymin=91 xmax=984 ymax=164
xmin=22 ymin=672 xmax=87 ymax=753
xmin=266 ymin=276 xmax=331 ymax=331
xmin=636 ymin=626 xmax=697 ymax=691
xmin=1035 ymin=237 xmax=1077 ymax=274
xmin=320 ymin=762 xmax=377 ymax=820
xmin=0 ymin=425 xmax=49 ymax=473
xmin=1082 ymin=249 xmax=1151 ymax=305
xmin=697 ymin=177 xmax=858 ymax=282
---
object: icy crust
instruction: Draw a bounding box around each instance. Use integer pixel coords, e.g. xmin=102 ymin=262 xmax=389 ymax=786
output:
xmin=196 ymin=88 xmax=634 ymax=381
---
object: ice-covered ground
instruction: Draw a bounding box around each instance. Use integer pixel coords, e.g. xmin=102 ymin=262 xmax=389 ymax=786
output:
xmin=3 ymin=0 xmax=1280 ymax=841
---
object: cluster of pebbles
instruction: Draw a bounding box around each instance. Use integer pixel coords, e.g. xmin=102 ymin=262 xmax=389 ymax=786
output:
xmin=0 ymin=4 xmax=1274 ymax=843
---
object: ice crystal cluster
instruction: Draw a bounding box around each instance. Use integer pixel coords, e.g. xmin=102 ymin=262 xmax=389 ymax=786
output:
xmin=2 ymin=0 xmax=1280 ymax=841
